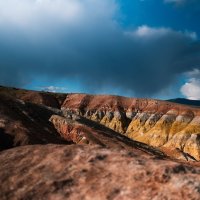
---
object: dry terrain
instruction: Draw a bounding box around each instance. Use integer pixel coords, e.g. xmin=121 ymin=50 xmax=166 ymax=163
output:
xmin=0 ymin=86 xmax=200 ymax=200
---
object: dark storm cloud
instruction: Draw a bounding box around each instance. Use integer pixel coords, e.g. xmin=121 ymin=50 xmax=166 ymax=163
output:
xmin=0 ymin=0 xmax=200 ymax=96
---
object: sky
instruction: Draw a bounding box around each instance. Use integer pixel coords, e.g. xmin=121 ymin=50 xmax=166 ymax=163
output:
xmin=0 ymin=0 xmax=200 ymax=99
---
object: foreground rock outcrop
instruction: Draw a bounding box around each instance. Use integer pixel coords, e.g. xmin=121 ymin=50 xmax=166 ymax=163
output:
xmin=0 ymin=144 xmax=200 ymax=200
xmin=61 ymin=94 xmax=200 ymax=161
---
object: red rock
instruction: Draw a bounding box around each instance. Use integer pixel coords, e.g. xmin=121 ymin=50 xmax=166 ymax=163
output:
xmin=0 ymin=144 xmax=199 ymax=200
xmin=0 ymin=86 xmax=200 ymax=199
xmin=61 ymin=94 xmax=200 ymax=161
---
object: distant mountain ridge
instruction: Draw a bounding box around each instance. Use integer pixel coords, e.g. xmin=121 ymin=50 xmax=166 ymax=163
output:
xmin=168 ymin=98 xmax=200 ymax=107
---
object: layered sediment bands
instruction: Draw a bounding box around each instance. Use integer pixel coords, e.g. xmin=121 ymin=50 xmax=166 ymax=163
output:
xmin=49 ymin=114 xmax=167 ymax=156
xmin=62 ymin=94 xmax=200 ymax=161
xmin=49 ymin=115 xmax=91 ymax=144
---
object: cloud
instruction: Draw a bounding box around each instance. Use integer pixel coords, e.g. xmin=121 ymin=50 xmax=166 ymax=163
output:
xmin=181 ymin=79 xmax=200 ymax=100
xmin=126 ymin=25 xmax=197 ymax=40
xmin=185 ymin=68 xmax=200 ymax=78
xmin=181 ymin=69 xmax=200 ymax=100
xmin=0 ymin=0 xmax=200 ymax=96
xmin=0 ymin=0 xmax=116 ymax=26
xmin=38 ymin=86 xmax=67 ymax=93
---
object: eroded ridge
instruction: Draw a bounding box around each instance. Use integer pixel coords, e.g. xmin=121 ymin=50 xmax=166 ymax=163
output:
xmin=61 ymin=94 xmax=200 ymax=161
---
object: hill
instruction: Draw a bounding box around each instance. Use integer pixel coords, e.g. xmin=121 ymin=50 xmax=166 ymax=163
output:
xmin=168 ymin=98 xmax=200 ymax=107
xmin=0 ymin=86 xmax=200 ymax=199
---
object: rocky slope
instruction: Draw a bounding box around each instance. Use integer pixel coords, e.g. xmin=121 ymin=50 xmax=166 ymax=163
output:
xmin=0 ymin=85 xmax=66 ymax=108
xmin=1 ymin=86 xmax=200 ymax=161
xmin=49 ymin=114 xmax=166 ymax=158
xmin=0 ymin=144 xmax=200 ymax=200
xmin=61 ymin=94 xmax=200 ymax=161
xmin=1 ymin=86 xmax=200 ymax=199
xmin=0 ymin=93 xmax=69 ymax=150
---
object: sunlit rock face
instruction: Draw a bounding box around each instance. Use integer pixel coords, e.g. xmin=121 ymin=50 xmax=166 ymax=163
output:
xmin=62 ymin=94 xmax=200 ymax=161
xmin=49 ymin=115 xmax=89 ymax=144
